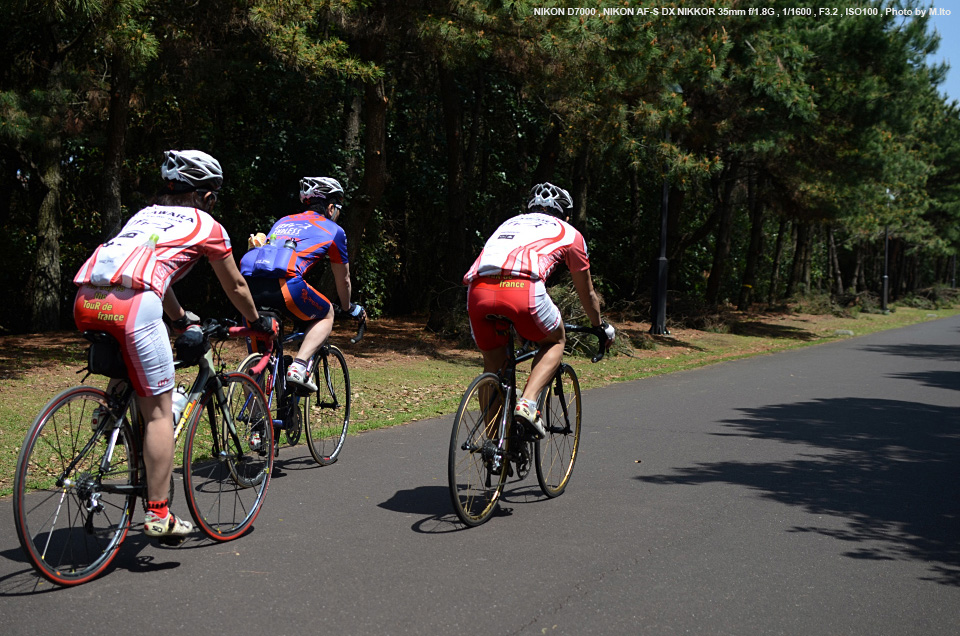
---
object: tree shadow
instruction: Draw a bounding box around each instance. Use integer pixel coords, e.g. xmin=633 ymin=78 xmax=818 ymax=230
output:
xmin=888 ymin=371 xmax=960 ymax=392
xmin=728 ymin=321 xmax=819 ymax=340
xmin=0 ymin=332 xmax=88 ymax=381
xmin=637 ymin=398 xmax=960 ymax=586
xmin=860 ymin=343 xmax=960 ymax=363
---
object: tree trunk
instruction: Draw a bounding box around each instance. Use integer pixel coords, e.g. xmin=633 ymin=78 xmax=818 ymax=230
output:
xmin=343 ymin=74 xmax=388 ymax=267
xmin=767 ymin=217 xmax=788 ymax=305
xmin=737 ymin=174 xmax=763 ymax=310
xmin=100 ymin=52 xmax=131 ymax=241
xmin=705 ymin=166 xmax=738 ymax=307
xmin=572 ymin=141 xmax=591 ymax=231
xmin=437 ymin=62 xmax=467 ymax=270
xmin=786 ymin=222 xmax=807 ymax=297
xmin=827 ymin=226 xmax=843 ymax=296
xmin=531 ymin=115 xmax=562 ymax=185
xmin=31 ymin=116 xmax=63 ymax=331
xmin=341 ymin=79 xmax=363 ymax=184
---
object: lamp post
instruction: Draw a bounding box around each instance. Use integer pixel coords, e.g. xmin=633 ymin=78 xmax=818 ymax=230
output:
xmin=650 ymin=84 xmax=681 ymax=335
xmin=650 ymin=130 xmax=671 ymax=335
xmin=882 ymin=189 xmax=894 ymax=313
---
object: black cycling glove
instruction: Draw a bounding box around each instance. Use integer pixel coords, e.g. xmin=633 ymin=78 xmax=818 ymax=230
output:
xmin=250 ymin=315 xmax=277 ymax=336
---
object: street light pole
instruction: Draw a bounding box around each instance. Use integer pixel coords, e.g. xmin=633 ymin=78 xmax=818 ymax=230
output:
xmin=882 ymin=224 xmax=889 ymax=313
xmin=651 ymin=84 xmax=681 ymax=335
xmin=882 ymin=189 xmax=893 ymax=313
xmin=650 ymin=130 xmax=670 ymax=335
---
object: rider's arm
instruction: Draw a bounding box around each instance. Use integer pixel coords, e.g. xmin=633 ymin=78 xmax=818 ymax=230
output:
xmin=570 ymin=267 xmax=603 ymax=327
xmin=162 ymin=286 xmax=186 ymax=322
xmin=210 ymin=256 xmax=260 ymax=323
xmin=330 ymin=261 xmax=353 ymax=312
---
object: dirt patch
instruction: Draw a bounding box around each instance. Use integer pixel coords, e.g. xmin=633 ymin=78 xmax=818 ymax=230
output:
xmin=0 ymin=308 xmax=895 ymax=385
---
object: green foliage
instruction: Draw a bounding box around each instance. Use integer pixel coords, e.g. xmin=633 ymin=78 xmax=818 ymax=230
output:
xmin=0 ymin=0 xmax=958 ymax=334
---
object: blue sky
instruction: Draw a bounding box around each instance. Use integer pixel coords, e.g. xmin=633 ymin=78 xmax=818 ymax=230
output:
xmin=927 ymin=10 xmax=960 ymax=103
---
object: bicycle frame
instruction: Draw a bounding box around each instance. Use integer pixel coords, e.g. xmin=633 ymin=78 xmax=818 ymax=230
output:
xmin=487 ymin=322 xmax=601 ymax=470
xmin=247 ymin=314 xmax=350 ymax=427
xmin=77 ymin=331 xmax=260 ymax=503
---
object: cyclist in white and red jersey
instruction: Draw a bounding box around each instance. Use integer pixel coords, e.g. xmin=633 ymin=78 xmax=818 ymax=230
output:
xmin=464 ymin=182 xmax=615 ymax=438
xmin=73 ymin=150 xmax=276 ymax=539
xmin=242 ymin=176 xmax=365 ymax=394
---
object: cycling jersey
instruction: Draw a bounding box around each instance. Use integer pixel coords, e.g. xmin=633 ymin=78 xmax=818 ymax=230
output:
xmin=263 ymin=212 xmax=349 ymax=278
xmin=73 ymin=204 xmax=232 ymax=397
xmin=463 ymin=212 xmax=589 ymax=284
xmin=73 ymin=205 xmax=232 ymax=299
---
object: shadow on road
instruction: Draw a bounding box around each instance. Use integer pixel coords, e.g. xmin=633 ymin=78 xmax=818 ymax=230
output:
xmin=0 ymin=532 xmax=185 ymax=595
xmin=860 ymin=343 xmax=960 ymax=362
xmin=379 ymin=482 xmax=550 ymax=534
xmin=636 ymin=396 xmax=960 ymax=586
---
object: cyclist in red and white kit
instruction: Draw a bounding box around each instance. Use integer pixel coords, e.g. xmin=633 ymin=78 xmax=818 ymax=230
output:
xmin=73 ymin=150 xmax=276 ymax=539
xmin=464 ymin=182 xmax=615 ymax=438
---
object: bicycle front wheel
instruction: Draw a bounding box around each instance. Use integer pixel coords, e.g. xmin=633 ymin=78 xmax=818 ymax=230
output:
xmin=535 ymin=363 xmax=582 ymax=497
xmin=305 ymin=345 xmax=350 ymax=465
xmin=448 ymin=373 xmax=508 ymax=526
xmin=13 ymin=387 xmax=138 ymax=586
xmin=183 ymin=373 xmax=273 ymax=541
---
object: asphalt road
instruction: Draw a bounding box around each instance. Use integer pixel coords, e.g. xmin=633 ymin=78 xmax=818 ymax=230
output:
xmin=1 ymin=315 xmax=959 ymax=635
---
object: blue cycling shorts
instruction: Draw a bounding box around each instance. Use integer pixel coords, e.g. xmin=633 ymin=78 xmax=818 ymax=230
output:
xmin=248 ymin=277 xmax=332 ymax=322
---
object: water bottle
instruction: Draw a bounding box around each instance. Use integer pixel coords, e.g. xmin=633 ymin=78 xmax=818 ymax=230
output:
xmin=171 ymin=387 xmax=187 ymax=426
xmin=146 ymin=233 xmax=159 ymax=251
xmin=283 ymin=239 xmax=297 ymax=250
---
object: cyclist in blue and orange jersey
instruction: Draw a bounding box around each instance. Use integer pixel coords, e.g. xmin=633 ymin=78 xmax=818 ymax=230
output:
xmin=73 ymin=150 xmax=276 ymax=539
xmin=244 ymin=176 xmax=366 ymax=393
xmin=464 ymin=182 xmax=615 ymax=439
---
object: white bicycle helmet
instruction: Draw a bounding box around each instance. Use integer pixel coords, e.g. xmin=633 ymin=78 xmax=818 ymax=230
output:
xmin=160 ymin=150 xmax=223 ymax=191
xmin=527 ymin=182 xmax=573 ymax=215
xmin=300 ymin=176 xmax=344 ymax=204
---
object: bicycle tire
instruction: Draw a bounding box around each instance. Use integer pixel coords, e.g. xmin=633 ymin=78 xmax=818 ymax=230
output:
xmin=448 ymin=373 xmax=508 ymax=526
xmin=13 ymin=386 xmax=138 ymax=586
xmin=183 ymin=373 xmax=273 ymax=541
xmin=305 ymin=345 xmax=350 ymax=465
xmin=535 ymin=363 xmax=582 ymax=497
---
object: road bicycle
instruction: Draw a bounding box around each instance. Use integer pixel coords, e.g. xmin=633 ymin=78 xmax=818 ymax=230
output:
xmin=237 ymin=306 xmax=364 ymax=465
xmin=13 ymin=319 xmax=275 ymax=586
xmin=448 ymin=321 xmax=606 ymax=527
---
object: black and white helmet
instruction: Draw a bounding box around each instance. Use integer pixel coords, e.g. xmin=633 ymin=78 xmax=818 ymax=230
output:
xmin=160 ymin=150 xmax=223 ymax=192
xmin=300 ymin=176 xmax=344 ymax=204
xmin=528 ymin=182 xmax=573 ymax=215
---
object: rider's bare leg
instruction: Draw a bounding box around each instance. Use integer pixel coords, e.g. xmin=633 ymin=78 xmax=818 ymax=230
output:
xmin=521 ymin=323 xmax=566 ymax=402
xmin=139 ymin=391 xmax=175 ymax=502
xmin=295 ymin=305 xmax=335 ymax=363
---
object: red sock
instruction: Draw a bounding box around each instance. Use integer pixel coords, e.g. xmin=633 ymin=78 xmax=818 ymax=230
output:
xmin=146 ymin=499 xmax=169 ymax=518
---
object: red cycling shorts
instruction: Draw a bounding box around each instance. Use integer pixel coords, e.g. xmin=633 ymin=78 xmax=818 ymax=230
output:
xmin=74 ymin=284 xmax=175 ymax=397
xmin=466 ymin=277 xmax=561 ymax=351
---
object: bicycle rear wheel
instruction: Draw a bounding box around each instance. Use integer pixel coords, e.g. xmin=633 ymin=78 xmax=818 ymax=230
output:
xmin=535 ymin=363 xmax=582 ymax=497
xmin=13 ymin=387 xmax=138 ymax=586
xmin=305 ymin=345 xmax=350 ymax=465
xmin=237 ymin=351 xmax=301 ymax=447
xmin=183 ymin=373 xmax=273 ymax=541
xmin=448 ymin=373 xmax=508 ymax=526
